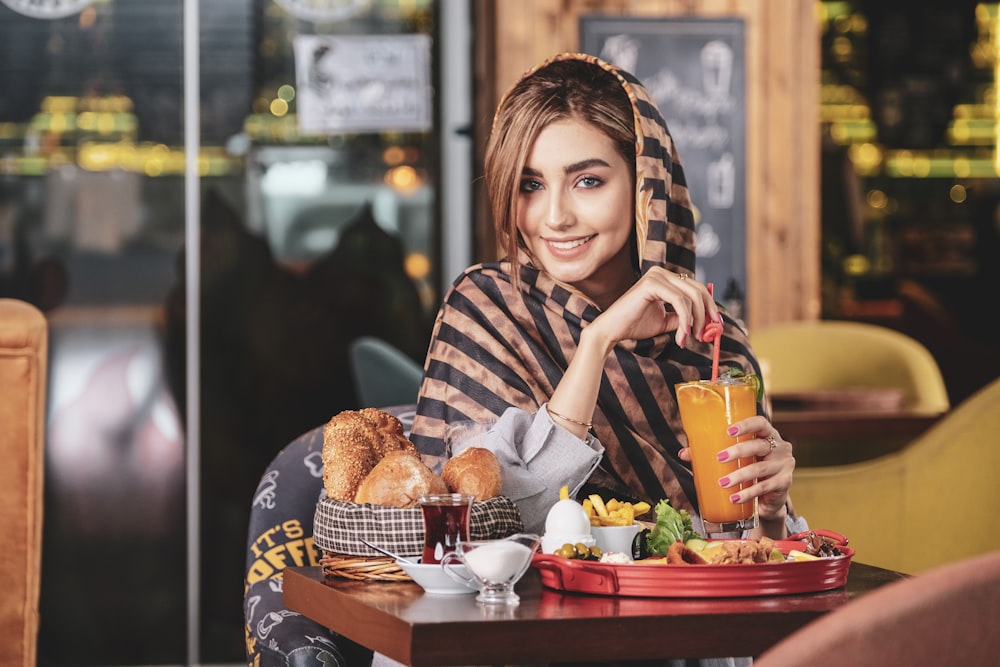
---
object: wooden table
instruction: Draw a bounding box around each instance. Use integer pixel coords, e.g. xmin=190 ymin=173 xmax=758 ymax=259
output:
xmin=772 ymin=409 xmax=941 ymax=442
xmin=770 ymin=410 xmax=942 ymax=466
xmin=768 ymin=389 xmax=944 ymax=466
xmin=284 ymin=562 xmax=907 ymax=666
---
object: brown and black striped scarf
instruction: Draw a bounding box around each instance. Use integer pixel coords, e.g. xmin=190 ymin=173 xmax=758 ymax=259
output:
xmin=410 ymin=53 xmax=759 ymax=515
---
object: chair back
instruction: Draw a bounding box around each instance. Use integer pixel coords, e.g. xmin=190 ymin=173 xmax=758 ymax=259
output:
xmin=753 ymin=549 xmax=1000 ymax=667
xmin=0 ymin=299 xmax=47 ymax=667
xmin=749 ymin=319 xmax=949 ymax=414
xmin=790 ymin=375 xmax=1000 ymax=574
xmin=348 ymin=335 xmax=423 ymax=408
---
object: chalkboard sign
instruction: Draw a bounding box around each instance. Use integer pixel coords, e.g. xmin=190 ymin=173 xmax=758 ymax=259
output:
xmin=581 ymin=17 xmax=746 ymax=315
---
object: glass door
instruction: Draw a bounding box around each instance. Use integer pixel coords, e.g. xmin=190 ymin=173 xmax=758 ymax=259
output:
xmin=0 ymin=0 xmax=444 ymax=663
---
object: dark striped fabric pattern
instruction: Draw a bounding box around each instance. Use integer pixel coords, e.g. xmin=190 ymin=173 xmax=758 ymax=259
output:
xmin=410 ymin=53 xmax=760 ymax=514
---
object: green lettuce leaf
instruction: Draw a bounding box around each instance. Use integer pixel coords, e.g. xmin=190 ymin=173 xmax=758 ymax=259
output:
xmin=645 ymin=499 xmax=700 ymax=557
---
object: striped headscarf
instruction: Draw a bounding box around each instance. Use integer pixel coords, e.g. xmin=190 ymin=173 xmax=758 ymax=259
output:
xmin=410 ymin=53 xmax=759 ymax=513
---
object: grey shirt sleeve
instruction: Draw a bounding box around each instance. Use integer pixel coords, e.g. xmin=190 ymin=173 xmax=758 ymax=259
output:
xmin=476 ymin=404 xmax=604 ymax=535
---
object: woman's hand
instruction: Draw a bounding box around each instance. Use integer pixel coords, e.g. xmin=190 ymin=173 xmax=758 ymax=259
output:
xmin=585 ymin=267 xmax=720 ymax=351
xmin=677 ymin=415 xmax=796 ymax=540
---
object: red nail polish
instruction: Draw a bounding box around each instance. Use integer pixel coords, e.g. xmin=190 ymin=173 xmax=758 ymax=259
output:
xmin=717 ymin=451 xmax=729 ymax=462
xmin=726 ymin=425 xmax=738 ymax=436
xmin=729 ymin=493 xmax=741 ymax=503
xmin=718 ymin=476 xmax=730 ymax=487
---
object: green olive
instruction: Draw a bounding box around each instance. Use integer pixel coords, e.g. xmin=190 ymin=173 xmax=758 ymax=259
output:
xmin=574 ymin=542 xmax=590 ymax=558
xmin=588 ymin=545 xmax=603 ymax=560
xmin=556 ymin=544 xmax=576 ymax=559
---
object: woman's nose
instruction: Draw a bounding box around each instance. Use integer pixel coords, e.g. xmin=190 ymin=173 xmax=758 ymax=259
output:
xmin=544 ymin=192 xmax=573 ymax=229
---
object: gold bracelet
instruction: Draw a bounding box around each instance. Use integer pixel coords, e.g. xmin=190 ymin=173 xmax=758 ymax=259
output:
xmin=547 ymin=406 xmax=593 ymax=429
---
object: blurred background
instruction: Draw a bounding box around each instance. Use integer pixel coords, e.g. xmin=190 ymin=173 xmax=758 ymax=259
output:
xmin=1 ymin=0 xmax=997 ymax=665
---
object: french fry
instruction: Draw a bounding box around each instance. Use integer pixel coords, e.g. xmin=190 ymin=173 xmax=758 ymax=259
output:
xmin=589 ymin=494 xmax=609 ymax=517
xmin=619 ymin=505 xmax=634 ymax=524
xmin=559 ymin=484 xmax=570 ymax=501
xmin=581 ymin=494 xmax=654 ymax=526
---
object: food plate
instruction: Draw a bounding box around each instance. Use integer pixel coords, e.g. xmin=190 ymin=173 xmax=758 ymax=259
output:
xmin=531 ymin=531 xmax=853 ymax=598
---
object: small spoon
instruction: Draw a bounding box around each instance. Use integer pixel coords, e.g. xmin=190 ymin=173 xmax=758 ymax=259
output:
xmin=361 ymin=539 xmax=416 ymax=564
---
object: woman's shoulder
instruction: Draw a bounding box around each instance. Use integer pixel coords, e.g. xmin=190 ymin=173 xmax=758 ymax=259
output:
xmin=443 ymin=261 xmax=513 ymax=296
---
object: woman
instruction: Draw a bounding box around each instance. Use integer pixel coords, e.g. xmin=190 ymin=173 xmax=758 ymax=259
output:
xmin=410 ymin=53 xmax=802 ymax=544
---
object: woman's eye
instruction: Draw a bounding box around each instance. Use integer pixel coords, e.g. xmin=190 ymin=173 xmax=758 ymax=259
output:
xmin=578 ymin=176 xmax=602 ymax=189
xmin=520 ymin=178 xmax=543 ymax=192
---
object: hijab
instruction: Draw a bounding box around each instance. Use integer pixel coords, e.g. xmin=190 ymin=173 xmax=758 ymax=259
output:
xmin=410 ymin=53 xmax=759 ymax=514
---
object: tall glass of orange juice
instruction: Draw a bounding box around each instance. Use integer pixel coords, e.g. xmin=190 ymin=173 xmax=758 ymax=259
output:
xmin=675 ymin=376 xmax=760 ymax=534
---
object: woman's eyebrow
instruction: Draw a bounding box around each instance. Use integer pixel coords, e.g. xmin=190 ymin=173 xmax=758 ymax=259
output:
xmin=521 ymin=158 xmax=612 ymax=178
xmin=565 ymin=158 xmax=611 ymax=173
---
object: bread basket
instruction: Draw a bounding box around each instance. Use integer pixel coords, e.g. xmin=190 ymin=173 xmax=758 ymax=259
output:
xmin=313 ymin=494 xmax=524 ymax=582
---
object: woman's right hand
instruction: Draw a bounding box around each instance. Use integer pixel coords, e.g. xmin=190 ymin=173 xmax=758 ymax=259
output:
xmin=586 ymin=267 xmax=721 ymax=350
xmin=549 ymin=268 xmax=720 ymax=437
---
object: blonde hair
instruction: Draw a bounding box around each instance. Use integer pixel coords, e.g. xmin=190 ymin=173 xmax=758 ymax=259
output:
xmin=484 ymin=57 xmax=636 ymax=278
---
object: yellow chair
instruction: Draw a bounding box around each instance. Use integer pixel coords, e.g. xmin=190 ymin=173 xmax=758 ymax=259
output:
xmin=790 ymin=375 xmax=1000 ymax=575
xmin=749 ymin=320 xmax=949 ymax=414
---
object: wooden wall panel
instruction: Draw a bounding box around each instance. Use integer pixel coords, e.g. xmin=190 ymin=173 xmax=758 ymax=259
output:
xmin=476 ymin=0 xmax=820 ymax=327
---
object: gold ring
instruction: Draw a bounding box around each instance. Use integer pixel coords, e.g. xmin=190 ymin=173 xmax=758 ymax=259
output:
xmin=767 ymin=436 xmax=777 ymax=451
xmin=677 ymin=272 xmax=688 ymax=280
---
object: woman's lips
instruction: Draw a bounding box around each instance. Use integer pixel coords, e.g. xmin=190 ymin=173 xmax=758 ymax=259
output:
xmin=546 ymin=234 xmax=595 ymax=254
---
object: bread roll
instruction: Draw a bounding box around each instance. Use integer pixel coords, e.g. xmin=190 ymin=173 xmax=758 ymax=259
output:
xmin=354 ymin=450 xmax=448 ymax=507
xmin=359 ymin=406 xmax=417 ymax=458
xmin=322 ymin=407 xmax=422 ymax=501
xmin=442 ymin=447 xmax=501 ymax=500
xmin=322 ymin=410 xmax=380 ymax=501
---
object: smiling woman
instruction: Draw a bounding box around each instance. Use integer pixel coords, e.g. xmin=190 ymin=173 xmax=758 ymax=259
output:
xmin=409 ymin=55 xmax=805 ymax=585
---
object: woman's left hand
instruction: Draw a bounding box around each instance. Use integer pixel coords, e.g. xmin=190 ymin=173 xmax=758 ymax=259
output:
xmin=677 ymin=415 xmax=795 ymax=539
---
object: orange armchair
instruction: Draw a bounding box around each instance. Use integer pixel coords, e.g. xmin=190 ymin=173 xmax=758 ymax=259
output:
xmin=0 ymin=299 xmax=47 ymax=667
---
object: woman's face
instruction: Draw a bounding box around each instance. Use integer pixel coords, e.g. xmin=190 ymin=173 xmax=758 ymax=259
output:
xmin=516 ymin=118 xmax=635 ymax=308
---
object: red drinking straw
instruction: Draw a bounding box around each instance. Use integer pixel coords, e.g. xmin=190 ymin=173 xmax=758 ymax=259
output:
xmin=703 ymin=282 xmax=723 ymax=381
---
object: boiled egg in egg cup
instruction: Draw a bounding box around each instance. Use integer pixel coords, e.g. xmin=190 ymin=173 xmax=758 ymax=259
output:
xmin=540 ymin=497 xmax=596 ymax=554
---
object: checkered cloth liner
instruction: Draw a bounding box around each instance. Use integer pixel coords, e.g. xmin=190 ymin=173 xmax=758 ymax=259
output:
xmin=313 ymin=494 xmax=524 ymax=558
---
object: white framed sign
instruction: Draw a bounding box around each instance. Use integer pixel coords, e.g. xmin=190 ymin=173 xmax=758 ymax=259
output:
xmin=293 ymin=34 xmax=432 ymax=134
xmin=1 ymin=0 xmax=93 ymax=19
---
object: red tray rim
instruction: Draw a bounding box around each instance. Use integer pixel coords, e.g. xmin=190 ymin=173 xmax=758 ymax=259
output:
xmin=531 ymin=532 xmax=854 ymax=598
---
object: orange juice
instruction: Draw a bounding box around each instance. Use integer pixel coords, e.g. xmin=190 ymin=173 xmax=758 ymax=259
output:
xmin=675 ymin=377 xmax=759 ymax=533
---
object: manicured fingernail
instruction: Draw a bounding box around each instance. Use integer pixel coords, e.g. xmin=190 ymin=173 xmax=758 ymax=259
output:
xmin=726 ymin=426 xmax=738 ymax=436
xmin=679 ymin=332 xmax=687 ymax=349
xmin=718 ymin=476 xmax=730 ymax=487
xmin=717 ymin=451 xmax=730 ymax=462
xmin=730 ymin=493 xmax=741 ymax=503
xmin=717 ymin=313 xmax=724 ymax=325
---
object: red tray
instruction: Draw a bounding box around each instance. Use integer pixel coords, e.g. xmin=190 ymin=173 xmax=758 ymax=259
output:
xmin=532 ymin=531 xmax=853 ymax=598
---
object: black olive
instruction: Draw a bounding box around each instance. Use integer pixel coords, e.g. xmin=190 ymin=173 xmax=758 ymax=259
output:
xmin=632 ymin=528 xmax=651 ymax=560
